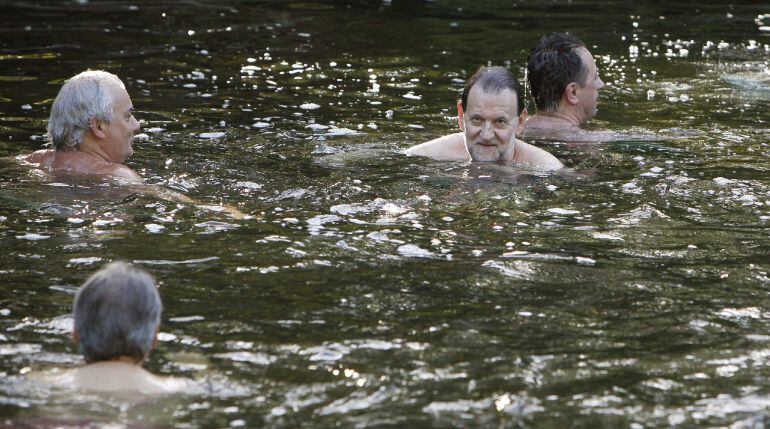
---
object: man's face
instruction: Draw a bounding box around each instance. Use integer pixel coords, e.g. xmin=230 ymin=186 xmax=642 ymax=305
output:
xmin=576 ymin=47 xmax=605 ymax=121
xmin=461 ymin=85 xmax=522 ymax=162
xmin=100 ymin=83 xmax=140 ymax=163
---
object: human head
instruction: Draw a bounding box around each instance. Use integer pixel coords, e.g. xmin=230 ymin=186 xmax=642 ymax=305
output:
xmin=47 ymin=70 xmax=129 ymax=151
xmin=527 ymin=32 xmax=603 ymax=118
xmin=458 ymin=66 xmax=526 ymax=162
xmin=460 ymin=66 xmax=524 ymax=116
xmin=73 ymin=261 xmax=161 ymax=364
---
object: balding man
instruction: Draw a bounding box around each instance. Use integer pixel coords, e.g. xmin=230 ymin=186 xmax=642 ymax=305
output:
xmin=405 ymin=66 xmax=563 ymax=170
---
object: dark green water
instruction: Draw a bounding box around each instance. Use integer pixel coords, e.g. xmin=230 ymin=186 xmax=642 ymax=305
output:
xmin=1 ymin=0 xmax=769 ymax=427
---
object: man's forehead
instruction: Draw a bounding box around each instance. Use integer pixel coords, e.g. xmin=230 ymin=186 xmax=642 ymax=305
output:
xmin=466 ymin=86 xmax=518 ymax=112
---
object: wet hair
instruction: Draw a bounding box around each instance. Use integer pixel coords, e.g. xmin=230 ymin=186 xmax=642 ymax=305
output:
xmin=47 ymin=70 xmax=125 ymax=151
xmin=73 ymin=261 xmax=161 ymax=364
xmin=526 ymin=32 xmax=588 ymax=113
xmin=461 ymin=66 xmax=524 ymax=116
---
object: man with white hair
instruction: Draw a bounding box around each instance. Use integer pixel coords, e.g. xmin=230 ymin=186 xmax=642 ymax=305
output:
xmin=20 ymin=70 xmax=142 ymax=183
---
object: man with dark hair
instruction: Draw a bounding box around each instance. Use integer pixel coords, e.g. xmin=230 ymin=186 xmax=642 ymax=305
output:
xmin=405 ymin=66 xmax=563 ymax=170
xmin=524 ymin=32 xmax=605 ymax=138
xmin=65 ymin=261 xmax=183 ymax=393
xmin=19 ymin=70 xmax=143 ymax=183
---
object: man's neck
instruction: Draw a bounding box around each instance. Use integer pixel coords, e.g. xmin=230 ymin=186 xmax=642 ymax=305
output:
xmin=527 ymin=111 xmax=582 ymax=131
xmin=77 ymin=137 xmax=114 ymax=164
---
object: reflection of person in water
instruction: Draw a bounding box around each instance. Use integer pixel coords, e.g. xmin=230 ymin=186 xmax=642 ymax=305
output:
xmin=19 ymin=70 xmax=143 ymax=184
xmin=64 ymin=261 xmax=184 ymax=394
xmin=404 ymin=66 xmax=563 ymax=170
xmin=524 ymin=33 xmax=606 ymax=141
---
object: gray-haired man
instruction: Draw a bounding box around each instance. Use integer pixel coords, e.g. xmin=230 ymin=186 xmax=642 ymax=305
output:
xmin=66 ymin=261 xmax=182 ymax=393
xmin=20 ymin=70 xmax=142 ymax=183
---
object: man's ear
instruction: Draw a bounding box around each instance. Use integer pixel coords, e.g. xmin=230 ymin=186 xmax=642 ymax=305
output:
xmin=457 ymin=100 xmax=465 ymax=131
xmin=516 ymin=108 xmax=528 ymax=137
xmin=89 ymin=118 xmax=105 ymax=139
xmin=565 ymin=82 xmax=580 ymax=106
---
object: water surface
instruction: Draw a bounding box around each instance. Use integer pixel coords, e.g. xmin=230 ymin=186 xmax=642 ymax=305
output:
xmin=1 ymin=0 xmax=769 ymax=427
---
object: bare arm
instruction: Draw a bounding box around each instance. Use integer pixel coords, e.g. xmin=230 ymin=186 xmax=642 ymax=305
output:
xmin=404 ymin=133 xmax=470 ymax=161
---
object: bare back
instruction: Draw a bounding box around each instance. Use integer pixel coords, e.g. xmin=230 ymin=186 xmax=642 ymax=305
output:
xmin=19 ymin=149 xmax=143 ymax=184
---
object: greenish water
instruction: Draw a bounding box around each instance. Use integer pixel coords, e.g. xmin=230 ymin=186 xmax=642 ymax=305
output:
xmin=1 ymin=0 xmax=769 ymax=427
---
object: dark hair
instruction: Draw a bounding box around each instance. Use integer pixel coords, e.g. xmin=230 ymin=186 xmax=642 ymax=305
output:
xmin=74 ymin=261 xmax=161 ymax=364
xmin=461 ymin=66 xmax=524 ymax=116
xmin=526 ymin=32 xmax=588 ymax=112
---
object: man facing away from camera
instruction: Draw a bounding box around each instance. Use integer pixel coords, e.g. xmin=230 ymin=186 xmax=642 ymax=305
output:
xmin=63 ymin=261 xmax=184 ymax=394
xmin=524 ymin=32 xmax=606 ymax=140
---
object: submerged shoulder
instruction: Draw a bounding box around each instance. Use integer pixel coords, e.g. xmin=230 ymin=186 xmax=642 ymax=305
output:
xmin=404 ymin=132 xmax=469 ymax=161
xmin=514 ymin=139 xmax=564 ymax=170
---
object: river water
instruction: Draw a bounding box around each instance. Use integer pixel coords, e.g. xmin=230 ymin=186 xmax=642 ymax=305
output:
xmin=1 ymin=0 xmax=769 ymax=427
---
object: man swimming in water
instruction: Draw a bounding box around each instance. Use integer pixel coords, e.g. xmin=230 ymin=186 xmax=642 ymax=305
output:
xmin=20 ymin=70 xmax=143 ymax=183
xmin=524 ymin=33 xmax=605 ymax=140
xmin=404 ymin=66 xmax=563 ymax=170
xmin=65 ymin=261 xmax=183 ymax=393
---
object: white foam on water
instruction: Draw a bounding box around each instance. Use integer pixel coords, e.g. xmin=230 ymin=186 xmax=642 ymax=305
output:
xmin=67 ymin=256 xmax=103 ymax=266
xmin=235 ymin=181 xmax=262 ymax=190
xmin=199 ymin=132 xmax=226 ymax=139
xmin=16 ymin=233 xmax=49 ymax=240
xmin=194 ymin=221 xmax=240 ymax=233
xmin=397 ymin=244 xmax=434 ymax=258
xmin=306 ymin=123 xmax=329 ymax=131
xmin=145 ymin=223 xmax=165 ymax=233
xmin=547 ymin=208 xmax=580 ymax=215
xmin=215 ymin=352 xmax=276 ymax=365
xmin=713 ymin=177 xmax=734 ymax=186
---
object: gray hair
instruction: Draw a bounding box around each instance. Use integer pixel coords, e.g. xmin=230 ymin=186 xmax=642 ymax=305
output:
xmin=73 ymin=261 xmax=161 ymax=364
xmin=47 ymin=70 xmax=125 ymax=151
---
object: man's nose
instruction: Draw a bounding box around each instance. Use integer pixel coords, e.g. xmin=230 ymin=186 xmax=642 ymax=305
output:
xmin=131 ymin=117 xmax=141 ymax=133
xmin=480 ymin=122 xmax=494 ymax=140
xmin=598 ymin=77 xmax=606 ymax=89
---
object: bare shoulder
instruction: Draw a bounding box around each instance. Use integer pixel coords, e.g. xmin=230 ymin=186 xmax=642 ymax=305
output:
xmin=90 ymin=162 xmax=143 ymax=184
xmin=107 ymin=164 xmax=144 ymax=184
xmin=404 ymin=133 xmax=469 ymax=161
xmin=514 ymin=139 xmax=564 ymax=170
xmin=18 ymin=149 xmax=55 ymax=166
